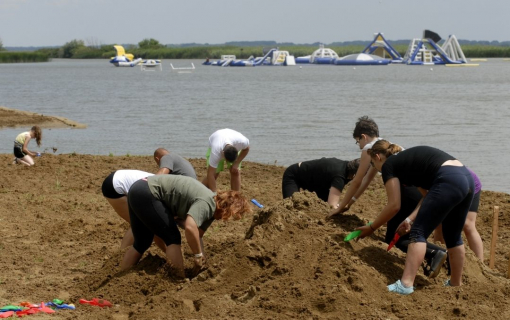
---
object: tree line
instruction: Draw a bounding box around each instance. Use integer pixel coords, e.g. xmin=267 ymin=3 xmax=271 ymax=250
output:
xmin=2 ymin=37 xmax=510 ymax=62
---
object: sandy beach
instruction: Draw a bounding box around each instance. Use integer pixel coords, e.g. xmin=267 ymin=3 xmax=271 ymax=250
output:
xmin=1 ymin=110 xmax=510 ymax=319
xmin=0 ymin=106 xmax=87 ymax=129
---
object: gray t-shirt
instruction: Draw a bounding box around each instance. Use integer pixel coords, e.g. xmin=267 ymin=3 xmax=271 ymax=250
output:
xmin=147 ymin=175 xmax=216 ymax=231
xmin=160 ymin=153 xmax=197 ymax=179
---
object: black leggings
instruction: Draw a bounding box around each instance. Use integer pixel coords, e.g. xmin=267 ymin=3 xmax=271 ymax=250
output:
xmin=411 ymin=166 xmax=474 ymax=249
xmin=128 ymin=179 xmax=181 ymax=254
xmin=387 ymin=184 xmax=445 ymax=258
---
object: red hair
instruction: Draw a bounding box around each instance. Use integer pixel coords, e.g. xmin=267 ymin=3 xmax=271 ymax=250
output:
xmin=214 ymin=190 xmax=252 ymax=221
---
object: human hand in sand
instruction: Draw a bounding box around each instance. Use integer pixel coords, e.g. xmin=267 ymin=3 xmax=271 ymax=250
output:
xmin=356 ymin=224 xmax=375 ymax=239
xmin=192 ymin=255 xmax=208 ymax=276
xmin=327 ymin=205 xmax=348 ymax=219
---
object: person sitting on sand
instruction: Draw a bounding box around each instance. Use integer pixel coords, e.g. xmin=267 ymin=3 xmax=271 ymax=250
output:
xmin=356 ymin=141 xmax=474 ymax=295
xmin=13 ymin=126 xmax=42 ymax=166
xmin=121 ymin=174 xmax=252 ymax=278
xmin=102 ymin=170 xmax=168 ymax=251
xmin=282 ymin=157 xmax=359 ymax=207
xmin=202 ymin=128 xmax=250 ymax=192
xmin=153 ymin=148 xmax=197 ymax=179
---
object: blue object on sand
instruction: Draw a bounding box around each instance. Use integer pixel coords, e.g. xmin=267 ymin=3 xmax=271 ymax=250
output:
xmin=251 ymin=199 xmax=263 ymax=208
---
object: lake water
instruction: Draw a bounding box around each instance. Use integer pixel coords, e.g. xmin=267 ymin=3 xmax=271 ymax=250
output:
xmin=1 ymin=58 xmax=509 ymax=193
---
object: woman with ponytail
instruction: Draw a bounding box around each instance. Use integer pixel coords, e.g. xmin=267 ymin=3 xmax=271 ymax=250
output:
xmin=121 ymin=175 xmax=251 ymax=278
xmin=328 ymin=117 xmax=448 ymax=278
xmin=357 ymin=140 xmax=474 ymax=295
xmin=13 ymin=125 xmax=42 ymax=166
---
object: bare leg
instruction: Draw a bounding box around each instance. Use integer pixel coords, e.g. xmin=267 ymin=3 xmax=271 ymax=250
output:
xmin=153 ymin=236 xmax=167 ymax=253
xmin=166 ymin=244 xmax=184 ymax=277
xmin=401 ymin=242 xmax=427 ymax=287
xmin=120 ymin=228 xmax=135 ymax=250
xmin=463 ymin=211 xmax=483 ymax=261
xmin=106 ymin=197 xmax=135 ymax=249
xmin=18 ymin=155 xmax=34 ymax=166
xmin=121 ymin=247 xmax=142 ymax=270
xmin=448 ymin=245 xmax=465 ymax=286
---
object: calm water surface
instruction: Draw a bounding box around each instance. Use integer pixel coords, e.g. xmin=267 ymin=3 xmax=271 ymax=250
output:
xmin=1 ymin=59 xmax=509 ymax=193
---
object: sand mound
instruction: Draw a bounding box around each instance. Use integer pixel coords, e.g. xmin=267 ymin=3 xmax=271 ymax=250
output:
xmin=1 ymin=154 xmax=509 ymax=319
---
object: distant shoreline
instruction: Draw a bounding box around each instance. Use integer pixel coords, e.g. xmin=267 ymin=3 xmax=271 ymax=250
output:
xmin=0 ymin=106 xmax=86 ymax=129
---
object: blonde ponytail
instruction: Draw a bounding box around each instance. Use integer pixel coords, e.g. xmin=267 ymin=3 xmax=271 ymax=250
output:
xmin=367 ymin=140 xmax=402 ymax=158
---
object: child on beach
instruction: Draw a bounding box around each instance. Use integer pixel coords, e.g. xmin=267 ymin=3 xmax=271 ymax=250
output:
xmin=13 ymin=126 xmax=42 ymax=166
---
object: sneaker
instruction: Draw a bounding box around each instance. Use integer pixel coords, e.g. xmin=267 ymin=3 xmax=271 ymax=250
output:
xmin=388 ymin=280 xmax=414 ymax=295
xmin=423 ymin=250 xmax=447 ymax=278
xmin=443 ymin=279 xmax=451 ymax=287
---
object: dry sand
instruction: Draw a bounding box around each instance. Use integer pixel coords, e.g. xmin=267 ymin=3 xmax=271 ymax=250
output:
xmin=1 ymin=110 xmax=510 ymax=319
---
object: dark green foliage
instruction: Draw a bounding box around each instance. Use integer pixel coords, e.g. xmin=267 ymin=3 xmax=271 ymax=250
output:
xmin=0 ymin=52 xmax=50 ymax=63
xmin=59 ymin=39 xmax=85 ymax=58
xmin=138 ymin=38 xmax=164 ymax=49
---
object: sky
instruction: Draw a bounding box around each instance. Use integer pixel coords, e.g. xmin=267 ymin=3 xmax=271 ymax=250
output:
xmin=1 ymin=0 xmax=509 ymax=47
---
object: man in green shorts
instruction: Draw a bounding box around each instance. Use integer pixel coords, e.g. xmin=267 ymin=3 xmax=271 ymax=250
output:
xmin=201 ymin=128 xmax=250 ymax=192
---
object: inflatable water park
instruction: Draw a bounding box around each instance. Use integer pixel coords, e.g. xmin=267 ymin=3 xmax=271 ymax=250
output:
xmin=110 ymin=45 xmax=163 ymax=70
xmin=203 ymin=30 xmax=471 ymax=68
xmin=294 ymin=44 xmax=391 ymax=65
xmin=203 ymin=48 xmax=296 ymax=67
xmin=361 ymin=33 xmax=403 ymax=63
xmin=402 ymin=30 xmax=468 ymax=65
xmin=109 ymin=45 xmax=142 ymax=67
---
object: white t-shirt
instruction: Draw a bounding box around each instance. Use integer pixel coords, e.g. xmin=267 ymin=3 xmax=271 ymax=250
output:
xmin=113 ymin=170 xmax=154 ymax=195
xmin=362 ymin=137 xmax=383 ymax=151
xmin=208 ymin=128 xmax=249 ymax=168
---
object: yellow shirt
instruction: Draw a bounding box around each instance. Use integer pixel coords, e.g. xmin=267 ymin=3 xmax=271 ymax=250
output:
xmin=15 ymin=132 xmax=29 ymax=145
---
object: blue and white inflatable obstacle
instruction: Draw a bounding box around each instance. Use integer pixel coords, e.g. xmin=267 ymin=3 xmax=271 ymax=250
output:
xmin=402 ymin=32 xmax=467 ymax=65
xmin=333 ymin=53 xmax=390 ymax=65
xmin=295 ymin=44 xmax=339 ymax=64
xmin=203 ymin=48 xmax=295 ymax=67
xmin=110 ymin=56 xmax=142 ymax=67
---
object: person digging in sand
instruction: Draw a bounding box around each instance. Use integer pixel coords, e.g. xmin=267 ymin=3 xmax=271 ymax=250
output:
xmin=356 ymin=141 xmax=474 ymax=295
xmin=13 ymin=126 xmax=42 ymax=166
xmin=121 ymin=174 xmax=252 ymax=278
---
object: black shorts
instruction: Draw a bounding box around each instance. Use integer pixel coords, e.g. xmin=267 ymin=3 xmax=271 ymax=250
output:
xmin=101 ymin=171 xmax=124 ymax=199
xmin=14 ymin=145 xmax=25 ymax=159
xmin=469 ymin=191 xmax=480 ymax=212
